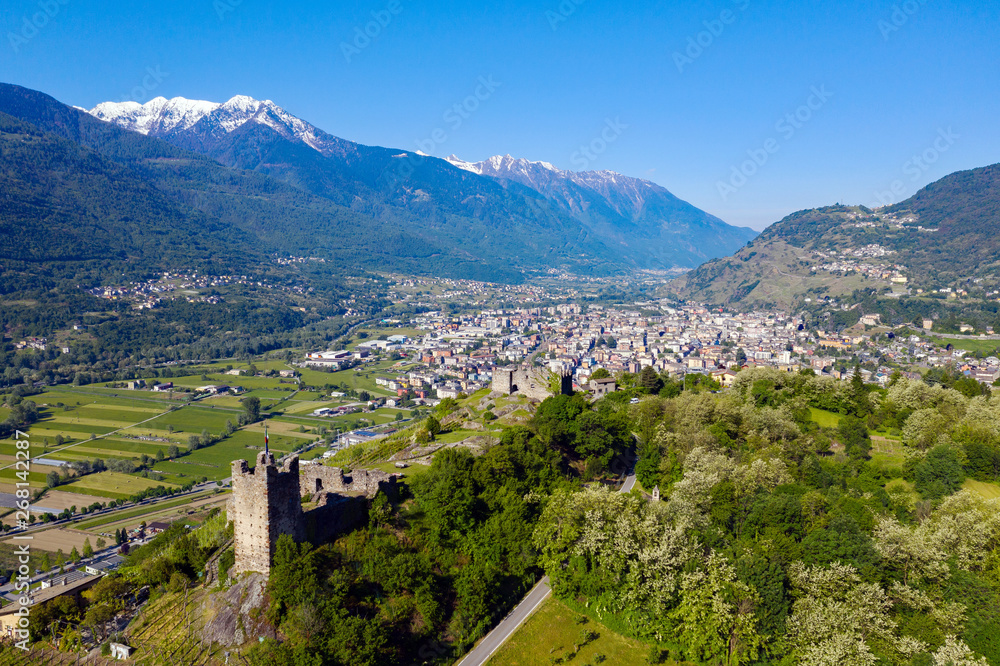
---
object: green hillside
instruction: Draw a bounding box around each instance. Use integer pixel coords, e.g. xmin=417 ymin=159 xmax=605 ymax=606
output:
xmin=672 ymin=164 xmax=1000 ymax=315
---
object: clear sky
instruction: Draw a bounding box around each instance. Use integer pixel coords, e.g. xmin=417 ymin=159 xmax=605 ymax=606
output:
xmin=3 ymin=0 xmax=999 ymax=230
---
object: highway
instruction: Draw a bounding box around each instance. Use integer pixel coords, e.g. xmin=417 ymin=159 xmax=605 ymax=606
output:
xmin=454 ymin=468 xmax=638 ymax=666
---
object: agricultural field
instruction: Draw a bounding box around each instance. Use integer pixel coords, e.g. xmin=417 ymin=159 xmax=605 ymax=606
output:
xmin=870 ymin=436 xmax=906 ymax=471
xmin=926 ymin=336 xmax=1000 ymax=355
xmin=1 ymin=527 xmax=95 ymax=554
xmin=64 ymin=472 xmax=179 ymax=500
xmin=36 ymin=489 xmax=115 ymax=511
xmin=152 ymin=429 xmax=314 ymax=482
xmin=486 ymin=596 xmax=657 ymax=666
xmin=346 ymin=326 xmax=424 ymax=347
xmin=131 ymin=405 xmax=240 ymax=436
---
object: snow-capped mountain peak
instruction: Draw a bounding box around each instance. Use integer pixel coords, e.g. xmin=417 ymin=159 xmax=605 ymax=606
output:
xmin=443 ymin=153 xmax=673 ymax=222
xmin=87 ymin=95 xmax=339 ymax=155
xmin=446 ymin=153 xmax=559 ymax=177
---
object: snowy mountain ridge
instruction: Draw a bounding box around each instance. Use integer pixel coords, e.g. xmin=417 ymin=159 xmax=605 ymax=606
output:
xmin=445 ymin=153 xmax=666 ymax=222
xmin=89 ymin=95 xmax=335 ymax=154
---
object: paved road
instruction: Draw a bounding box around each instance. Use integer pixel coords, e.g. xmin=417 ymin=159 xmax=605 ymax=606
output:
xmin=454 ymin=469 xmax=638 ymax=666
xmin=455 ymin=577 xmax=552 ymax=666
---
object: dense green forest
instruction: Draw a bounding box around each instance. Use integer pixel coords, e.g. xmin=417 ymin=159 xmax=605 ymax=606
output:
xmin=540 ymin=368 xmax=1000 ymax=665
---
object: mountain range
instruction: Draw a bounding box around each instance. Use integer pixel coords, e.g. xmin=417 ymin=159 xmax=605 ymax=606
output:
xmin=83 ymin=93 xmax=756 ymax=273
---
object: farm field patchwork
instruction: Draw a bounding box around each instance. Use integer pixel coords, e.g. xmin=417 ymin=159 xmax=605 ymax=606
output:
xmin=73 ymin=491 xmax=222 ymax=531
xmin=151 ymin=429 xmax=309 ymax=481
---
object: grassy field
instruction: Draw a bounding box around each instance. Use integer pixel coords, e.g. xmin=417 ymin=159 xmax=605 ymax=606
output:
xmin=435 ymin=428 xmax=501 ymax=444
xmin=132 ymin=406 xmax=239 ymax=435
xmin=72 ymin=492 xmax=216 ymax=530
xmin=64 ymin=472 xmax=179 ymax=500
xmin=964 ymin=479 xmax=1000 ymax=499
xmin=486 ymin=596 xmax=658 ymax=666
xmin=926 ymin=336 xmax=1000 ymax=355
xmin=36 ymin=390 xmax=175 ymax=408
xmin=369 ymin=460 xmax=432 ymax=483
xmin=809 ymin=407 xmax=841 ymax=429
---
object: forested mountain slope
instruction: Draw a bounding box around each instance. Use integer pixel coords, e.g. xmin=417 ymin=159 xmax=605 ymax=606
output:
xmin=671 ymin=164 xmax=1000 ymax=311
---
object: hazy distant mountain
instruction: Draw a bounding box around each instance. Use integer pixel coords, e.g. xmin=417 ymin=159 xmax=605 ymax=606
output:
xmin=670 ymin=163 xmax=1000 ymax=309
xmin=89 ymin=96 xmax=756 ymax=270
xmin=446 ymin=154 xmax=757 ymax=266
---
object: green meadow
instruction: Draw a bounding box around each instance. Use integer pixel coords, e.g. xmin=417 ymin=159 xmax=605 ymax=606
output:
xmin=808 ymin=407 xmax=841 ymax=429
xmin=64 ymin=471 xmax=179 ymax=500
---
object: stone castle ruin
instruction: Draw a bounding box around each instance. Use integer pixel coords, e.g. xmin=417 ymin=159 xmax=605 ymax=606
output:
xmin=227 ymin=451 xmax=397 ymax=577
xmin=492 ymin=366 xmax=572 ymax=401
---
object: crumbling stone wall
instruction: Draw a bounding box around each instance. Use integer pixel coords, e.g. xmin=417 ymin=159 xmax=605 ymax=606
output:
xmin=300 ymin=465 xmax=398 ymax=500
xmin=492 ymin=368 xmax=515 ymax=394
xmin=491 ymin=366 xmax=572 ymax=401
xmin=302 ymin=493 xmax=369 ymax=544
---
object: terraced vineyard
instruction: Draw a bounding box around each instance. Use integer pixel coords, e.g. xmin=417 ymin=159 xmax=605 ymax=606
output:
xmin=124 ymin=588 xmax=225 ymax=665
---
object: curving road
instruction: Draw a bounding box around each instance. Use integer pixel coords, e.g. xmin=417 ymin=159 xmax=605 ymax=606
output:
xmin=454 ymin=469 xmax=637 ymax=666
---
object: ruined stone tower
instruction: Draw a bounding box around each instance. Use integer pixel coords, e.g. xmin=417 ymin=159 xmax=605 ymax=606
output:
xmin=227 ymin=450 xmax=399 ymax=577
xmin=491 ymin=365 xmax=573 ymax=401
xmin=228 ymin=451 xmax=303 ymax=577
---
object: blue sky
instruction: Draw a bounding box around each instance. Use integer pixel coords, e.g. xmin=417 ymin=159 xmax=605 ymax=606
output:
xmin=3 ymin=0 xmax=998 ymax=230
